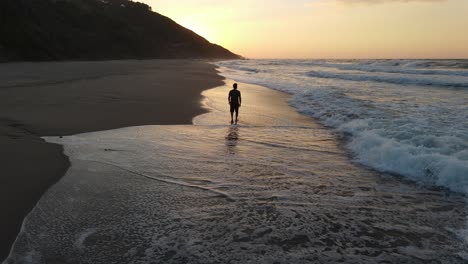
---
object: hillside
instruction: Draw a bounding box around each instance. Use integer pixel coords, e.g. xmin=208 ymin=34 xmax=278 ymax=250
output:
xmin=0 ymin=0 xmax=241 ymax=61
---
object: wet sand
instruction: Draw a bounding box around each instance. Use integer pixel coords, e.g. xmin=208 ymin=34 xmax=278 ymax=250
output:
xmin=0 ymin=60 xmax=224 ymax=261
xmin=5 ymin=80 xmax=467 ymax=263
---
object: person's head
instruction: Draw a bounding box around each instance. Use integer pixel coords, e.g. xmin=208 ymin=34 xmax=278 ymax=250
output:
xmin=233 ymin=83 xmax=238 ymax=90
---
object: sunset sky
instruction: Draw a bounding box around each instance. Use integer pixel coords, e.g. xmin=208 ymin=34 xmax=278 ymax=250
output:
xmin=143 ymin=0 xmax=468 ymax=59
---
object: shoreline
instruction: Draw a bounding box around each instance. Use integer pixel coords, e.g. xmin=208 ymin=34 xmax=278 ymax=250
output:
xmin=5 ymin=77 xmax=467 ymax=262
xmin=0 ymin=59 xmax=225 ymax=261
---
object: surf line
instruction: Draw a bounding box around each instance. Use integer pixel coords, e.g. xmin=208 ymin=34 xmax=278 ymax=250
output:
xmin=78 ymin=159 xmax=236 ymax=202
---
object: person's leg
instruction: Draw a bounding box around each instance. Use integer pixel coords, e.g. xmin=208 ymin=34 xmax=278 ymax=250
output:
xmin=235 ymin=107 xmax=239 ymax=123
xmin=230 ymin=105 xmax=234 ymax=124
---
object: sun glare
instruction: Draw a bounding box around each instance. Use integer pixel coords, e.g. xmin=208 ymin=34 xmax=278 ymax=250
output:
xmin=178 ymin=20 xmax=214 ymax=42
xmin=145 ymin=0 xmax=468 ymax=59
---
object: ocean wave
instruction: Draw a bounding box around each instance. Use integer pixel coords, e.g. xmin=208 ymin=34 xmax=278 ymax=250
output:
xmin=234 ymin=67 xmax=260 ymax=73
xmin=216 ymin=59 xmax=468 ymax=194
xmin=305 ymin=70 xmax=468 ymax=88
xmin=349 ymin=131 xmax=468 ymax=192
xmin=290 ymin=88 xmax=468 ymax=194
xmin=408 ymin=60 xmax=468 ymax=69
xmin=315 ymin=63 xmax=468 ymax=77
xmin=297 ymin=59 xmax=468 ymax=70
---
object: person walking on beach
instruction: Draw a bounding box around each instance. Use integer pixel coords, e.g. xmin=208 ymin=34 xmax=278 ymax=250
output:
xmin=228 ymin=83 xmax=242 ymax=124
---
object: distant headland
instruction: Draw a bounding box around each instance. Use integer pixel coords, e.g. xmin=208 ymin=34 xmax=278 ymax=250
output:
xmin=0 ymin=0 xmax=242 ymax=61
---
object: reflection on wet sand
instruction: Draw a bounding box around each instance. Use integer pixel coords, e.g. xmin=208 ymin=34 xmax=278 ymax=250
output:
xmin=6 ymin=81 xmax=467 ymax=263
xmin=225 ymin=126 xmax=239 ymax=154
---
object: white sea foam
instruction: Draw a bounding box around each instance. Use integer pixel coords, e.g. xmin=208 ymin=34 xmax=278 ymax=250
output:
xmin=217 ymin=59 xmax=468 ymax=194
xmin=74 ymin=228 xmax=97 ymax=250
xmin=297 ymin=60 xmax=468 ymax=77
xmin=6 ymin=124 xmax=466 ymax=263
xmin=5 ymin=78 xmax=467 ymax=262
xmin=305 ymin=70 xmax=468 ymax=88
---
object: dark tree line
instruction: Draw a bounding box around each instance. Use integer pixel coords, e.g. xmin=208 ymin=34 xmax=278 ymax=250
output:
xmin=0 ymin=0 xmax=240 ymax=61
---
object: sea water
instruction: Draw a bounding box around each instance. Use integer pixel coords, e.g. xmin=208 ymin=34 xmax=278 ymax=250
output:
xmin=5 ymin=80 xmax=467 ymax=263
xmin=217 ymin=59 xmax=468 ymax=194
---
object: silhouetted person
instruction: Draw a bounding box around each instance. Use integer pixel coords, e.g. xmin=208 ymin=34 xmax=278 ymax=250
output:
xmin=228 ymin=83 xmax=242 ymax=124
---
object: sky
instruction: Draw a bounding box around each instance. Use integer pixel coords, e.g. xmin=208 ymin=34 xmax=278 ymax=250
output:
xmin=142 ymin=0 xmax=468 ymax=59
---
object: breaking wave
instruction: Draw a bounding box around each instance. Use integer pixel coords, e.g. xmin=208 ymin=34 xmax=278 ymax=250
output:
xmin=217 ymin=59 xmax=468 ymax=194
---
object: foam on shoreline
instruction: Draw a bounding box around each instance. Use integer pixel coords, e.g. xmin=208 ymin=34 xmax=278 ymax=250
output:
xmin=4 ymin=79 xmax=467 ymax=263
xmin=216 ymin=59 xmax=468 ymax=195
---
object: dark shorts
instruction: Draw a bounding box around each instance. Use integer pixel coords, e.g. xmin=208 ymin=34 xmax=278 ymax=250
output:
xmin=230 ymin=103 xmax=239 ymax=113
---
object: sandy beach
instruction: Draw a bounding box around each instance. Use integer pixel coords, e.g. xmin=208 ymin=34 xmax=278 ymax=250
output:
xmin=0 ymin=60 xmax=224 ymax=261
xmin=2 ymin=60 xmax=467 ymax=263
xmin=4 ymin=74 xmax=467 ymax=263
xmin=2 ymin=0 xmax=466 ymax=262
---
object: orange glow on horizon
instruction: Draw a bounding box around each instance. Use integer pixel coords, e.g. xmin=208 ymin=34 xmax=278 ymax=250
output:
xmin=144 ymin=0 xmax=468 ymax=59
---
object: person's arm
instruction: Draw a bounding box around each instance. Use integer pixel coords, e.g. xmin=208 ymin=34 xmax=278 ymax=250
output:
xmin=239 ymin=92 xmax=242 ymax=106
xmin=228 ymin=91 xmax=231 ymax=104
